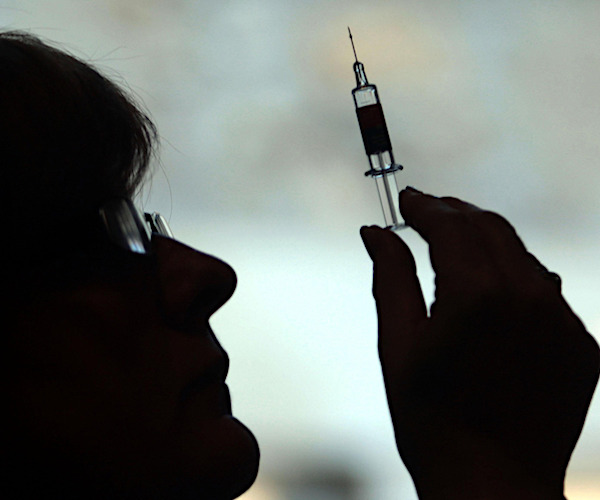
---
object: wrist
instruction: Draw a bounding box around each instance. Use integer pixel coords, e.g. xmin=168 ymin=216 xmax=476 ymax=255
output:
xmin=400 ymin=428 xmax=566 ymax=500
xmin=407 ymin=448 xmax=565 ymax=500
xmin=412 ymin=466 xmax=565 ymax=500
xmin=416 ymin=484 xmax=565 ymax=500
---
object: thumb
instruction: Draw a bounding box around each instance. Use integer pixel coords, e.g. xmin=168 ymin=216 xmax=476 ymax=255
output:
xmin=360 ymin=226 xmax=427 ymax=367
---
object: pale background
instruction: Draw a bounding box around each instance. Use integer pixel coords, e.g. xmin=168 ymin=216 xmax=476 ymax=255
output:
xmin=2 ymin=1 xmax=599 ymax=498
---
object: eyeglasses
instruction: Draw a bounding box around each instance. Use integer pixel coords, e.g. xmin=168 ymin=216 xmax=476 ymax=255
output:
xmin=99 ymin=199 xmax=173 ymax=254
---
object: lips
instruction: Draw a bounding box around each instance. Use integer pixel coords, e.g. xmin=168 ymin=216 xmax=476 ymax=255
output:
xmin=178 ymin=352 xmax=232 ymax=418
xmin=180 ymin=355 xmax=228 ymax=399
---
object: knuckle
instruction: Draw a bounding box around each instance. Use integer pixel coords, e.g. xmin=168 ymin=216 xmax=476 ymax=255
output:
xmin=519 ymin=275 xmax=562 ymax=305
xmin=472 ymin=209 xmax=515 ymax=233
xmin=584 ymin=333 xmax=600 ymax=374
xmin=439 ymin=195 xmax=465 ymax=206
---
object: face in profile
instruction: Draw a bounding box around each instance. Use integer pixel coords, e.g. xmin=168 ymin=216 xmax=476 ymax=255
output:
xmin=9 ymin=235 xmax=260 ymax=499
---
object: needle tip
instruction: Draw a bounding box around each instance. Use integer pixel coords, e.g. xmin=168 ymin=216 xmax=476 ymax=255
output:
xmin=348 ymin=27 xmax=358 ymax=62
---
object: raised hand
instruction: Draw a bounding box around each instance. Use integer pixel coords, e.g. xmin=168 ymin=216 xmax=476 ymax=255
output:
xmin=361 ymin=189 xmax=599 ymax=500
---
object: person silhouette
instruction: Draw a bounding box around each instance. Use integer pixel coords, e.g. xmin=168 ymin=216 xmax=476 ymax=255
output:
xmin=4 ymin=31 xmax=258 ymax=499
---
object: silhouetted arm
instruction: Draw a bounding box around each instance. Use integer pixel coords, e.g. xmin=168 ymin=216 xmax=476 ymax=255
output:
xmin=361 ymin=188 xmax=599 ymax=500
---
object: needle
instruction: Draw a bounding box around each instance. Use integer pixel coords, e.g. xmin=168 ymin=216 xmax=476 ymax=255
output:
xmin=348 ymin=27 xmax=358 ymax=63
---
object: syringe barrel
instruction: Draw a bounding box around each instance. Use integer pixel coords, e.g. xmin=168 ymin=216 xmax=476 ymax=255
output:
xmin=352 ymin=85 xmax=393 ymax=156
xmin=351 ymin=62 xmax=405 ymax=230
xmin=372 ymin=166 xmax=403 ymax=230
xmin=352 ymin=84 xmax=401 ymax=181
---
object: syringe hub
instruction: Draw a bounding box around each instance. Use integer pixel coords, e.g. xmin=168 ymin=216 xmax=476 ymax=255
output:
xmin=353 ymin=61 xmax=369 ymax=87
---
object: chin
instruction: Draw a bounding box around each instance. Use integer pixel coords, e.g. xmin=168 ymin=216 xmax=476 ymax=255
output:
xmin=168 ymin=416 xmax=260 ymax=499
xmin=8 ymin=395 xmax=260 ymax=499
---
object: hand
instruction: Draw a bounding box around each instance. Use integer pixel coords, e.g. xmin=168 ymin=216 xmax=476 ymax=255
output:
xmin=360 ymin=189 xmax=599 ymax=500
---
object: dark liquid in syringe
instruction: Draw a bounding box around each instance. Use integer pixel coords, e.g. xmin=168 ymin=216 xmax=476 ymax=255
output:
xmin=356 ymin=103 xmax=392 ymax=155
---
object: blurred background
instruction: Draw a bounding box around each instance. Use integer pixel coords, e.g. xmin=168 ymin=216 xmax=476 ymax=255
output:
xmin=2 ymin=1 xmax=599 ymax=498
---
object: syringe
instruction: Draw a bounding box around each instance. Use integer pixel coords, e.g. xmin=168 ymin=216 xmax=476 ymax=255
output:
xmin=349 ymin=28 xmax=404 ymax=230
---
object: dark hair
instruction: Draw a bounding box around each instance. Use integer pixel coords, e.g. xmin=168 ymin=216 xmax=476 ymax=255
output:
xmin=1 ymin=31 xmax=157 ymax=267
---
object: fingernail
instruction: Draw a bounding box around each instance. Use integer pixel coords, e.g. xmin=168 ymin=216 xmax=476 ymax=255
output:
xmin=360 ymin=226 xmax=381 ymax=260
xmin=399 ymin=190 xmax=417 ymax=225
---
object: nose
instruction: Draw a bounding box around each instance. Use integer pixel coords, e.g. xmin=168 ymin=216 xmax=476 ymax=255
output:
xmin=152 ymin=235 xmax=237 ymax=332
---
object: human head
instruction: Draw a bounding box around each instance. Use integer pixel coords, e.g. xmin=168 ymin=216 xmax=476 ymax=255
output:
xmin=4 ymin=31 xmax=259 ymax=498
xmin=2 ymin=31 xmax=155 ymax=271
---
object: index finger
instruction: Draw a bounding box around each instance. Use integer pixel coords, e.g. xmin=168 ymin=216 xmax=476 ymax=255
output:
xmin=399 ymin=189 xmax=496 ymax=292
xmin=360 ymin=225 xmax=427 ymax=369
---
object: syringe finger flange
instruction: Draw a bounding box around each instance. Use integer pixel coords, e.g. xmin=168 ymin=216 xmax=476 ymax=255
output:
xmin=364 ymin=163 xmax=404 ymax=177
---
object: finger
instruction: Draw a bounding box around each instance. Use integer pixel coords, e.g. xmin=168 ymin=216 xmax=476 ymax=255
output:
xmin=399 ymin=189 xmax=496 ymax=292
xmin=360 ymin=225 xmax=427 ymax=364
xmin=438 ymin=196 xmax=561 ymax=290
xmin=440 ymin=196 xmax=528 ymax=266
